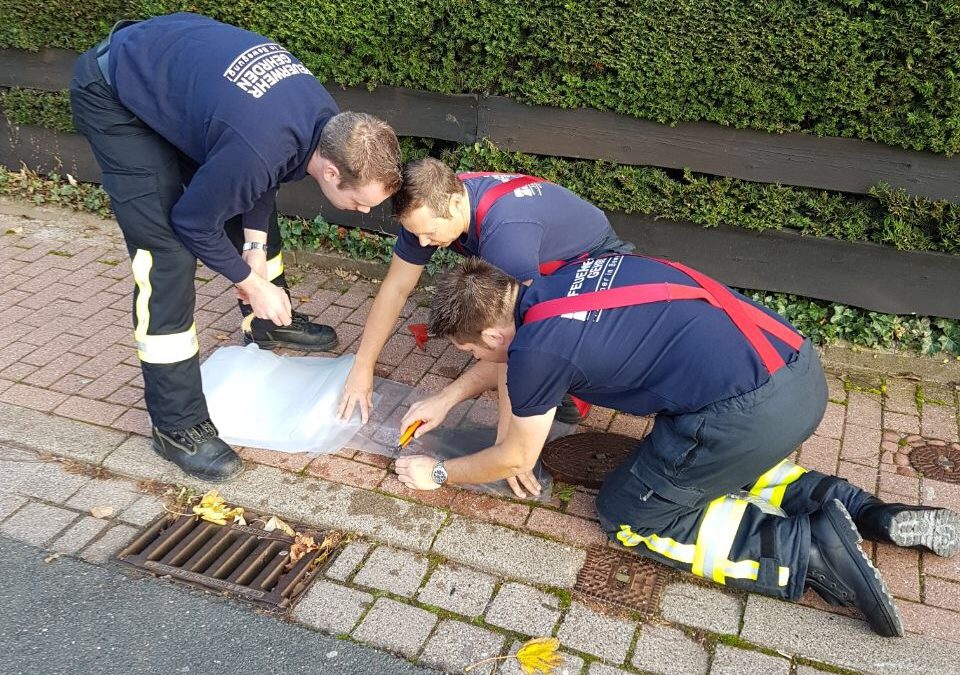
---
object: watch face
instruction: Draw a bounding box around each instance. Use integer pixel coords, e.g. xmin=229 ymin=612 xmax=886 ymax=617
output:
xmin=432 ymin=463 xmax=447 ymax=485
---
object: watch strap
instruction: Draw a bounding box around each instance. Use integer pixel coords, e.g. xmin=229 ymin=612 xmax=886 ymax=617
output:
xmin=242 ymin=241 xmax=267 ymax=252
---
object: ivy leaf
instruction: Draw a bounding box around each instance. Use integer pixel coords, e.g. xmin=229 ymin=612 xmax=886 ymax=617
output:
xmin=516 ymin=637 xmax=563 ymax=675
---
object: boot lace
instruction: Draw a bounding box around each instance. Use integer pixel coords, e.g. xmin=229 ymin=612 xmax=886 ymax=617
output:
xmin=183 ymin=420 xmax=218 ymax=444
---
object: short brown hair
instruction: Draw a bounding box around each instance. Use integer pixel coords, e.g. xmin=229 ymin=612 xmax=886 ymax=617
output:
xmin=318 ymin=112 xmax=402 ymax=193
xmin=392 ymin=157 xmax=464 ymax=220
xmin=429 ymin=257 xmax=518 ymax=343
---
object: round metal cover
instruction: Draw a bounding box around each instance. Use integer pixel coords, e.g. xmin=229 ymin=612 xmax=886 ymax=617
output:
xmin=909 ymin=443 xmax=960 ymax=484
xmin=542 ymin=432 xmax=637 ymax=489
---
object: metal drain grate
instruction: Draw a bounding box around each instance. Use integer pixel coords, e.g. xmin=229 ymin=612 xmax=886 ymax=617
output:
xmin=541 ymin=432 xmax=637 ymax=488
xmin=574 ymin=545 xmax=668 ymax=616
xmin=908 ymin=440 xmax=960 ymax=484
xmin=116 ymin=513 xmax=336 ymax=612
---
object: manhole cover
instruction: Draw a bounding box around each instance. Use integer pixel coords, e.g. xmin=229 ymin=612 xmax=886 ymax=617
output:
xmin=116 ymin=512 xmax=339 ymax=612
xmin=909 ymin=442 xmax=960 ymax=484
xmin=541 ymin=432 xmax=636 ymax=488
xmin=574 ymin=545 xmax=668 ymax=616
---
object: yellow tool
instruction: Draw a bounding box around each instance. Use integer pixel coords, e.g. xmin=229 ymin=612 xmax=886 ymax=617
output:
xmin=396 ymin=420 xmax=424 ymax=452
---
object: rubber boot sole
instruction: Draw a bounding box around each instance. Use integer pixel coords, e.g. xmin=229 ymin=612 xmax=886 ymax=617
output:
xmin=243 ymin=334 xmax=339 ymax=353
xmin=888 ymin=508 xmax=960 ymax=558
xmin=828 ymin=500 xmax=904 ymax=637
xmin=151 ymin=441 xmax=244 ymax=484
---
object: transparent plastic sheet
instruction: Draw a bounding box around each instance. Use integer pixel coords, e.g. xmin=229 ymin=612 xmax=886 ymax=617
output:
xmin=200 ymin=345 xmax=373 ymax=453
xmin=200 ymin=345 xmax=574 ymax=501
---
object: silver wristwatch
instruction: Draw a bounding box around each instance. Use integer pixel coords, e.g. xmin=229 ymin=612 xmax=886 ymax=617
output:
xmin=432 ymin=460 xmax=448 ymax=486
xmin=241 ymin=241 xmax=267 ymax=252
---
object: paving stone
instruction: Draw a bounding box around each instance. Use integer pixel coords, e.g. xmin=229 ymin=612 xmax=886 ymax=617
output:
xmin=840 ymin=424 xmax=882 ymax=466
xmin=814 ymin=402 xmax=845 ymax=439
xmin=660 ymin=582 xmax=742 ymax=635
xmin=741 ymin=594 xmax=960 ymax=675
xmin=883 ymin=412 xmax=920 ymax=435
xmin=896 ymin=599 xmax=960 ymax=643
xmin=293 ymin=579 xmax=373 ymax=634
xmin=0 ymin=492 xmax=28 ymax=520
xmin=556 ymin=601 xmax=635 ymax=663
xmin=875 ymin=543 xmax=920 ymax=602
xmin=65 ymin=477 xmax=141 ymax=512
xmin=587 ymin=665 xmax=630 ymax=675
xmin=0 ymin=502 xmax=78 ymax=546
xmin=105 ymin=454 xmax=448 ymax=552
xmin=417 ymin=563 xmax=497 ymax=616
xmin=631 ymin=623 xmax=708 ymax=675
xmin=922 ymin=576 xmax=960 ymax=611
xmin=418 ymin=620 xmax=505 ymax=673
xmin=846 ymin=391 xmax=883 ymax=430
xmin=351 ymin=598 xmax=437 ymax=658
xmin=432 ymin=516 xmax=586 ymax=588
xmin=922 ymin=404 xmax=959 ymax=442
xmin=0 ymin=401 xmax=127 ymax=464
xmin=709 ymin=644 xmax=790 ymax=675
xmin=497 ymin=640 xmax=584 ymax=675
xmin=525 ymin=508 xmax=607 ymax=547
xmin=325 ymin=540 xmax=372 ymax=582
xmin=795 ymin=667 xmax=833 ymax=675
xmin=352 ymin=546 xmax=429 ymax=597
xmin=449 ymin=491 xmax=530 ymax=528
xmin=79 ymin=523 xmax=138 ymax=563
xmin=0 ymin=446 xmax=91 ymax=502
xmin=485 ymin=582 xmax=561 ymax=635
xmin=118 ymin=494 xmax=166 ymax=526
xmin=49 ymin=515 xmax=109 ymax=554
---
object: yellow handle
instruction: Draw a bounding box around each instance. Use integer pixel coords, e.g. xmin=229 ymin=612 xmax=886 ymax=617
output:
xmin=398 ymin=420 xmax=424 ymax=448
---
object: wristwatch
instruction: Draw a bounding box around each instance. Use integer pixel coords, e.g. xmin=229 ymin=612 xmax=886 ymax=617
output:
xmin=432 ymin=460 xmax=448 ymax=486
xmin=242 ymin=241 xmax=267 ymax=252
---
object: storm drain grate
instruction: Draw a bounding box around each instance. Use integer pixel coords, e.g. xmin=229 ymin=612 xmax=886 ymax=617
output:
xmin=116 ymin=512 xmax=337 ymax=612
xmin=908 ymin=439 xmax=960 ymax=484
xmin=573 ymin=545 xmax=668 ymax=616
xmin=541 ymin=432 xmax=637 ymax=488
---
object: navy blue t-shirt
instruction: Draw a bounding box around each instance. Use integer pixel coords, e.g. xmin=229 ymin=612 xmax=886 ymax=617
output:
xmin=394 ymin=174 xmax=626 ymax=281
xmin=108 ymin=13 xmax=339 ymax=283
xmin=507 ymin=255 xmax=801 ymax=418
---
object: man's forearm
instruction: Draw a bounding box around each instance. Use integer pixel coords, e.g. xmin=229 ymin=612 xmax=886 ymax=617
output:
xmin=445 ymin=441 xmax=530 ymax=485
xmin=353 ymin=285 xmax=410 ymax=369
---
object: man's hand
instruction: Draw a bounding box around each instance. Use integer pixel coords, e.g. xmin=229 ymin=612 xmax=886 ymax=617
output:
xmin=242 ymin=248 xmax=268 ymax=281
xmin=395 ymin=455 xmax=441 ymax=491
xmin=506 ymin=469 xmax=542 ymax=499
xmin=338 ymin=363 xmax=374 ymax=423
xmin=235 ymin=271 xmax=291 ymax=326
xmin=400 ymin=393 xmax=454 ymax=439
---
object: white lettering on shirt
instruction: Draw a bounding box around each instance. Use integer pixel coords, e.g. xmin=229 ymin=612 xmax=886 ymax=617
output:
xmin=223 ymin=43 xmax=313 ymax=98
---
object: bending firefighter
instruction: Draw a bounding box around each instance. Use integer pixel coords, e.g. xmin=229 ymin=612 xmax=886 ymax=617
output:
xmin=338 ymin=157 xmax=632 ymax=430
xmin=71 ymin=13 xmax=401 ymax=481
xmin=395 ymin=256 xmax=960 ymax=637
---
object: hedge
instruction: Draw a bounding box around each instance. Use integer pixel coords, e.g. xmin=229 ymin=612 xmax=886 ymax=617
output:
xmin=2 ymin=1 xmax=959 ymax=154
xmin=2 ymin=164 xmax=959 ymax=356
xmin=4 ymin=89 xmax=960 ymax=257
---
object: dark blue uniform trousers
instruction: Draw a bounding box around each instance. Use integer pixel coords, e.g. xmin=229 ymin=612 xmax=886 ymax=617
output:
xmin=597 ymin=341 xmax=874 ymax=600
xmin=70 ymin=48 xmax=288 ymax=432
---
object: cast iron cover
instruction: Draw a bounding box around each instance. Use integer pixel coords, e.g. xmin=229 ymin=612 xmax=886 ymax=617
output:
xmin=908 ymin=440 xmax=960 ymax=484
xmin=541 ymin=432 xmax=637 ymax=488
xmin=574 ymin=545 xmax=668 ymax=616
xmin=116 ymin=512 xmax=337 ymax=612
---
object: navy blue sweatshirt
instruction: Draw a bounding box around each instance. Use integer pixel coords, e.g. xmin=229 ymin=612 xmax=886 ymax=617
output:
xmin=107 ymin=13 xmax=339 ymax=283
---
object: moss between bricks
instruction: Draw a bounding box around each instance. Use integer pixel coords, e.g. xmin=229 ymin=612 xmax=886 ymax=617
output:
xmin=3 ymin=164 xmax=960 ymax=358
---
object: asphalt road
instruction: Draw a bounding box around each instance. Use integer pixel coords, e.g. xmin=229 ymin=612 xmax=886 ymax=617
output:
xmin=0 ymin=535 xmax=438 ymax=675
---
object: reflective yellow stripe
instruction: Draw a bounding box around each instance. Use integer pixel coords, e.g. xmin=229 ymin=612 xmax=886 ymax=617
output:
xmin=695 ymin=496 xmax=749 ymax=583
xmin=617 ymin=525 xmax=695 ymax=563
xmin=778 ymin=566 xmax=790 ymax=586
xmin=266 ymin=252 xmax=283 ymax=281
xmin=131 ymin=248 xmax=199 ymax=364
xmin=750 ymin=459 xmax=808 ymax=508
xmin=132 ymin=249 xmax=153 ymax=347
xmin=722 ymin=560 xmax=790 ymax=587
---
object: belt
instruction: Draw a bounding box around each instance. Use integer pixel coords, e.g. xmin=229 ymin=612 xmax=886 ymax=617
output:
xmin=94 ymin=19 xmax=140 ymax=87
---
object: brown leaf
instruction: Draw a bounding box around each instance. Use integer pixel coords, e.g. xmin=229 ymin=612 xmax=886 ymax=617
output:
xmin=90 ymin=506 xmax=114 ymax=519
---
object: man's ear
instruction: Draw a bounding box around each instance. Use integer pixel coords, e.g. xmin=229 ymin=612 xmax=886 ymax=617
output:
xmin=321 ymin=159 xmax=340 ymax=184
xmin=480 ymin=327 xmax=505 ymax=348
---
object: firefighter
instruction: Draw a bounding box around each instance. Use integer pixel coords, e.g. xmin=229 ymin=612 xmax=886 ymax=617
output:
xmin=70 ymin=13 xmax=401 ymax=482
xmin=395 ymin=256 xmax=960 ymax=637
xmin=337 ymin=156 xmax=631 ymax=427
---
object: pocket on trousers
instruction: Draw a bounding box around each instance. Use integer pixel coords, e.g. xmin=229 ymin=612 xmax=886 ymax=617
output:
xmin=670 ymin=414 xmax=706 ymax=474
xmin=101 ymin=172 xmax=157 ymax=204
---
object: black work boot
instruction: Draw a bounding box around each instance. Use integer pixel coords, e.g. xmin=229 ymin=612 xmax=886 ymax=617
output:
xmin=855 ymin=496 xmax=960 ymax=557
xmin=555 ymin=393 xmax=586 ymax=425
xmin=243 ymin=310 xmax=338 ymax=352
xmin=805 ymin=499 xmax=903 ymax=637
xmin=151 ymin=419 xmax=244 ymax=483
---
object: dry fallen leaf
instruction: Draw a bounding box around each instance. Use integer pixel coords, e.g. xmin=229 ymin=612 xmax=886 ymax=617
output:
xmin=516 ymin=637 xmax=563 ymax=675
xmin=192 ymin=489 xmax=244 ymax=525
xmin=264 ymin=515 xmax=296 ymax=536
xmin=66 ymin=173 xmax=78 ymax=186
xmin=5 ymin=226 xmax=24 ymax=235
xmin=90 ymin=506 xmax=114 ymax=519
xmin=288 ymin=532 xmax=318 ymax=564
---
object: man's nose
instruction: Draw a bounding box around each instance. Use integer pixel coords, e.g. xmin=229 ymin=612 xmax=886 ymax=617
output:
xmin=419 ymin=235 xmax=432 ymax=247
xmin=356 ymin=205 xmax=371 ymax=214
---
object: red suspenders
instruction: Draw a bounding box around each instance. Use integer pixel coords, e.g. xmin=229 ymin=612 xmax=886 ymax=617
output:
xmin=522 ymin=258 xmax=804 ymax=376
xmin=457 ymin=172 xmax=573 ymax=276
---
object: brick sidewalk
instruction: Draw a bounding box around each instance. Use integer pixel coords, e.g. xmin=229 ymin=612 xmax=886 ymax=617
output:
xmin=2 ymin=205 xmax=960 ymax=673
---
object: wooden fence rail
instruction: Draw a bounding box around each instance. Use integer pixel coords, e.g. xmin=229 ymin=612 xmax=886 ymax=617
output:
xmin=2 ymin=116 xmax=958 ymax=319
xmin=2 ymin=48 xmax=960 ymax=202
